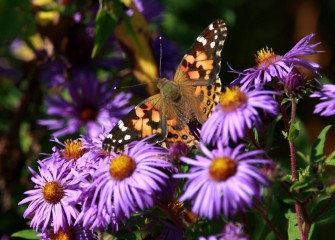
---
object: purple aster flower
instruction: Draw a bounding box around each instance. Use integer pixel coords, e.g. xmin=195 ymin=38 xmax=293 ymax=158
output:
xmin=174 ymin=142 xmax=270 ymax=219
xmin=199 ymin=222 xmax=247 ymax=240
xmin=231 ymin=33 xmax=321 ymax=90
xmin=201 ymin=86 xmax=279 ymax=145
xmin=18 ymin=160 xmax=80 ymax=233
xmin=221 ymin=223 xmax=247 ymax=240
xmin=310 ymin=84 xmax=335 ymax=116
xmin=38 ymin=226 xmax=97 ymax=240
xmin=89 ymin=139 xmax=172 ymax=221
xmin=132 ymin=0 xmax=165 ymax=22
xmin=39 ymin=69 xmax=132 ymax=138
xmin=38 ymin=59 xmax=67 ymax=88
xmin=75 ymin=182 xmax=119 ymax=231
xmin=168 ymin=141 xmax=190 ymax=163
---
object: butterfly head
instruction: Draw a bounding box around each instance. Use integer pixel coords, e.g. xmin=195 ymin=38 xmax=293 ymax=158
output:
xmin=157 ymin=78 xmax=181 ymax=102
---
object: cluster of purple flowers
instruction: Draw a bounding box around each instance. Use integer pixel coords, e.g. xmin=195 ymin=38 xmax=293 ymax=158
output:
xmin=18 ymin=0 xmax=335 ymax=238
xmin=20 ymin=132 xmax=173 ymax=237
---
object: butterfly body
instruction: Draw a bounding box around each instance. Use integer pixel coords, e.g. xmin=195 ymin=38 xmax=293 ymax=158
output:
xmin=103 ymin=20 xmax=227 ymax=153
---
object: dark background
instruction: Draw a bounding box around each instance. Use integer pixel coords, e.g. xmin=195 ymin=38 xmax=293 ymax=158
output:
xmin=1 ymin=0 xmax=335 ymax=238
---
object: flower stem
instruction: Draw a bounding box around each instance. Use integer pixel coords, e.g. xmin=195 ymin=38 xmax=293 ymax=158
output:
xmin=254 ymin=205 xmax=286 ymax=240
xmin=289 ymin=99 xmax=304 ymax=239
xmin=281 ymin=98 xmax=304 ymax=239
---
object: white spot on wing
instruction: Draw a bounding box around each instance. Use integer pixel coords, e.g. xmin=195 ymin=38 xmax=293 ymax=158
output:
xmin=106 ymin=134 xmax=113 ymax=139
xmin=196 ymin=36 xmax=207 ymax=46
xmin=208 ymin=23 xmax=214 ymax=30
xmin=118 ymin=120 xmax=128 ymax=132
xmin=210 ymin=41 xmax=215 ymax=48
xmin=118 ymin=139 xmax=123 ymax=143
xmin=124 ymin=135 xmax=131 ymax=141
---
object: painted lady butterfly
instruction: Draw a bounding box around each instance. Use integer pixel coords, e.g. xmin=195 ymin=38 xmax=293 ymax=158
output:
xmin=103 ymin=19 xmax=227 ymax=152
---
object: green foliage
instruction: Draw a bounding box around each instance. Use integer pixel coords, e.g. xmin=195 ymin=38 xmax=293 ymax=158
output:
xmin=11 ymin=229 xmax=39 ymax=239
xmin=286 ymin=210 xmax=300 ymax=240
xmin=92 ymin=1 xmax=124 ymax=57
xmin=310 ymin=125 xmax=332 ymax=164
xmin=0 ymin=0 xmax=35 ymax=43
xmin=288 ymin=122 xmax=300 ymax=141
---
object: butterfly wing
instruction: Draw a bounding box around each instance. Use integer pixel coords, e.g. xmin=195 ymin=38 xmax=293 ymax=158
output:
xmin=103 ymin=20 xmax=227 ymax=151
xmin=102 ymin=94 xmax=167 ymax=152
xmin=173 ymin=19 xmax=227 ymax=85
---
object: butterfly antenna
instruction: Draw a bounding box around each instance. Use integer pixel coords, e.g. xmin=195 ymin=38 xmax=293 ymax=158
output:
xmin=159 ymin=36 xmax=163 ymax=78
xmin=117 ymin=82 xmax=149 ymax=89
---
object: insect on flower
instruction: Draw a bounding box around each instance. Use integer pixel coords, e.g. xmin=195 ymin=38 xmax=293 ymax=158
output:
xmin=103 ymin=19 xmax=227 ymax=152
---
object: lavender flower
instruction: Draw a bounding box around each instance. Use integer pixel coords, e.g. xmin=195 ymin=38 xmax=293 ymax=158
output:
xmin=86 ymin=139 xmax=171 ymax=222
xmin=221 ymin=223 xmax=247 ymax=240
xmin=38 ymin=59 xmax=67 ymax=88
xmin=39 ymin=69 xmax=132 ymax=138
xmin=201 ymin=86 xmax=278 ymax=145
xmin=18 ymin=160 xmax=80 ymax=233
xmin=310 ymin=84 xmax=335 ymax=116
xmin=132 ymin=0 xmax=165 ymax=22
xmin=199 ymin=223 xmax=247 ymax=240
xmin=231 ymin=34 xmax=321 ymax=89
xmin=174 ymin=142 xmax=270 ymax=219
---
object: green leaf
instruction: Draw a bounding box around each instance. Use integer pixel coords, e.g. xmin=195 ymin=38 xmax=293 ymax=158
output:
xmin=311 ymin=196 xmax=335 ymax=223
xmin=288 ymin=122 xmax=300 ymax=141
xmin=11 ymin=229 xmax=39 ymax=239
xmin=311 ymin=125 xmax=332 ymax=164
xmin=286 ymin=210 xmax=300 ymax=240
xmin=290 ymin=166 xmax=316 ymax=192
xmin=0 ymin=0 xmax=35 ymax=43
xmin=92 ymin=2 xmax=123 ymax=58
xmin=325 ymin=151 xmax=335 ymax=167
xmin=308 ymin=223 xmax=317 ymax=240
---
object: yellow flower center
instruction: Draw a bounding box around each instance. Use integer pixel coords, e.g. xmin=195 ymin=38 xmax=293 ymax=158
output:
xmin=49 ymin=227 xmax=74 ymax=240
xmin=220 ymin=87 xmax=247 ymax=112
xmin=255 ymin=47 xmax=280 ymax=69
xmin=63 ymin=139 xmax=86 ymax=161
xmin=42 ymin=181 xmax=65 ymax=204
xmin=109 ymin=155 xmax=136 ymax=180
xmin=209 ymin=157 xmax=237 ymax=181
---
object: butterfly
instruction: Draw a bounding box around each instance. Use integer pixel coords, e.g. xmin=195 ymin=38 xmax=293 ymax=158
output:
xmin=103 ymin=19 xmax=227 ymax=152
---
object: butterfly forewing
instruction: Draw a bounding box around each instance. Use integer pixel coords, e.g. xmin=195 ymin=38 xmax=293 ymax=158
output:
xmin=174 ymin=19 xmax=227 ymax=84
xmin=102 ymin=95 xmax=167 ymax=152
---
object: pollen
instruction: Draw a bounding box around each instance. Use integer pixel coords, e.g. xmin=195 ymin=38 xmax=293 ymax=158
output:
xmin=209 ymin=157 xmax=237 ymax=181
xmin=219 ymin=87 xmax=247 ymax=112
xmin=49 ymin=227 xmax=74 ymax=240
xmin=167 ymin=201 xmax=185 ymax=217
xmin=42 ymin=181 xmax=65 ymax=204
xmin=63 ymin=139 xmax=86 ymax=161
xmin=109 ymin=155 xmax=136 ymax=180
xmin=255 ymin=46 xmax=280 ymax=68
